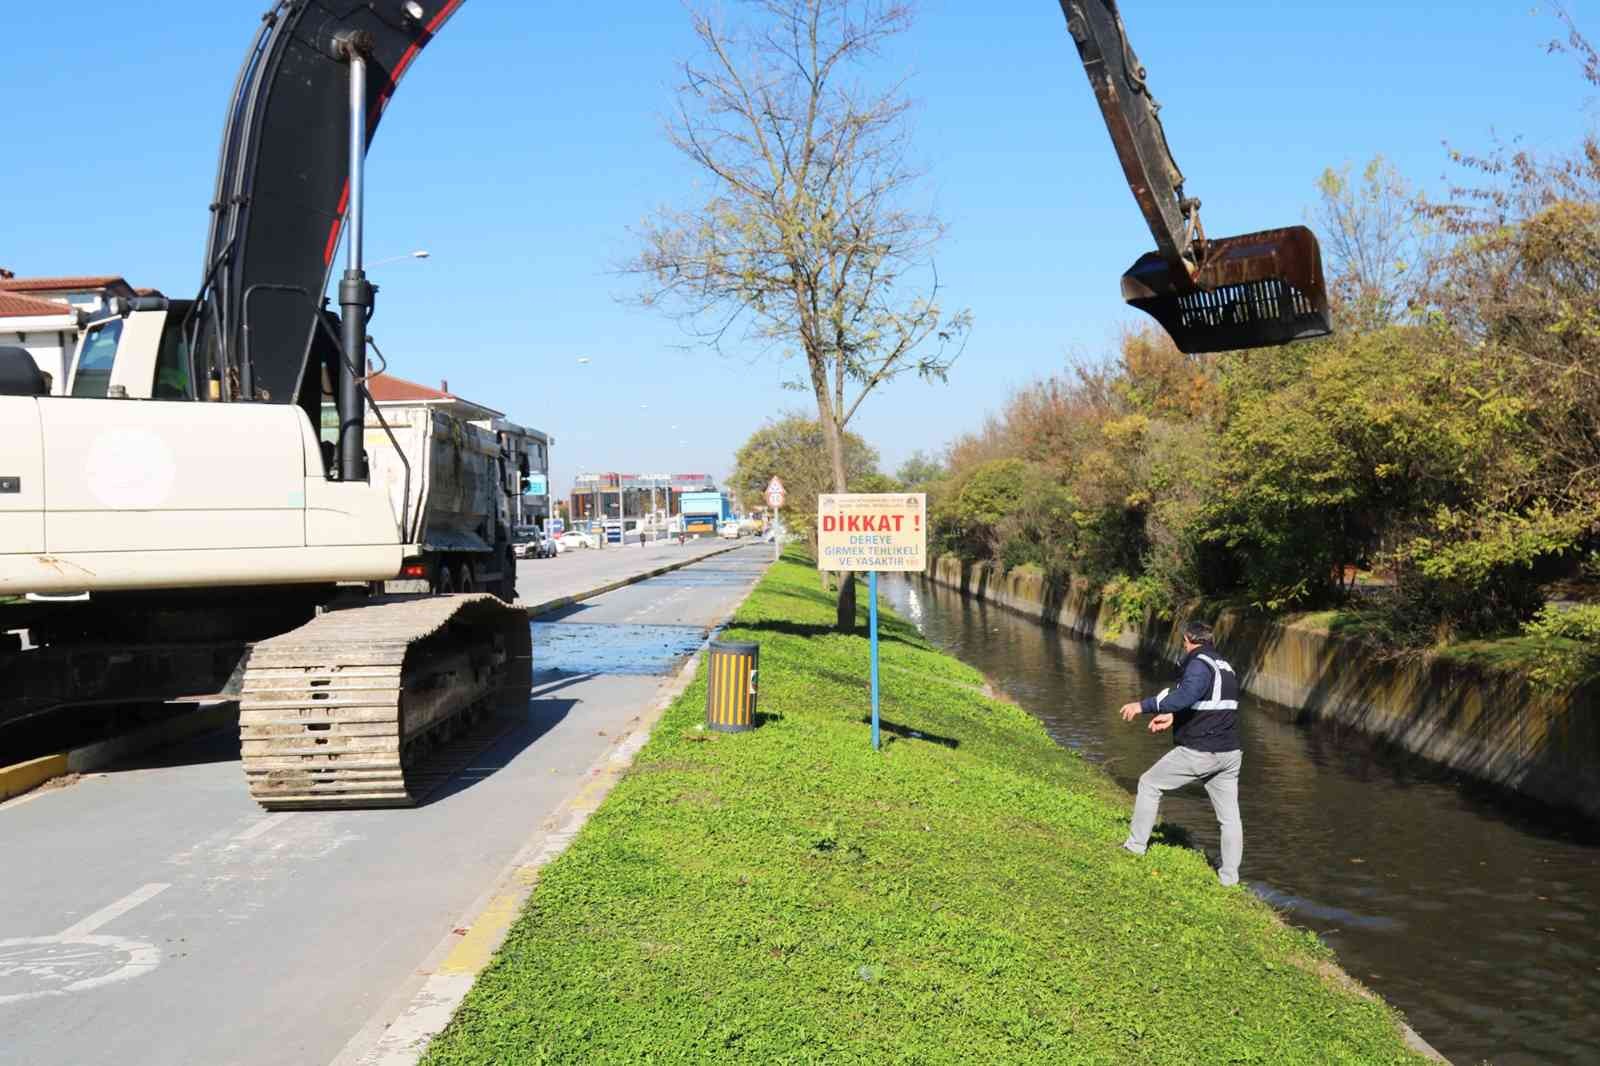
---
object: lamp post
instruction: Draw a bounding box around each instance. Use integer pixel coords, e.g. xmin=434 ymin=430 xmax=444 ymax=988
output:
xmin=367 ymin=249 xmax=430 ymax=267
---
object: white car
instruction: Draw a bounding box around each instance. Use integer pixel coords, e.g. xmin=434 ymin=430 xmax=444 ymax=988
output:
xmin=719 ymin=521 xmax=741 ymax=540
xmin=559 ymin=530 xmax=597 ymax=550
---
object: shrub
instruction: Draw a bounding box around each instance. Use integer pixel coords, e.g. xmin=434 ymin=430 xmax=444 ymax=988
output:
xmin=1522 ymin=603 xmax=1600 ymax=687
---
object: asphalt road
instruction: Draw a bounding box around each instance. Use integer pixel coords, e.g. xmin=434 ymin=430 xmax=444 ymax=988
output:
xmin=513 ymin=533 xmax=755 ymax=605
xmin=0 ymin=545 xmax=771 ymax=1066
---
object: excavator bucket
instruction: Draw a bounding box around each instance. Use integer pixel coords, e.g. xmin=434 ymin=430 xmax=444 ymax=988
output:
xmin=1120 ymin=225 xmax=1331 ymax=353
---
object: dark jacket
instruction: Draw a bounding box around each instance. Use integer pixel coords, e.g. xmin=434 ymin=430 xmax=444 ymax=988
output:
xmin=1139 ymin=641 xmax=1241 ymax=753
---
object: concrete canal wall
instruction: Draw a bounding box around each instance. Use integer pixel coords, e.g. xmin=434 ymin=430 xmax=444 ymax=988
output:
xmin=928 ymin=555 xmax=1600 ymax=822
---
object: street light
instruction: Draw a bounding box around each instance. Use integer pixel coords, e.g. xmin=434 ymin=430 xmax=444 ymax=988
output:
xmin=368 ymin=249 xmax=430 ymax=267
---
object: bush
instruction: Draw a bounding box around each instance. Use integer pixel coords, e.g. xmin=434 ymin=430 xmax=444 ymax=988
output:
xmin=1100 ymin=571 xmax=1173 ymax=635
xmin=1522 ymin=603 xmax=1600 ymax=687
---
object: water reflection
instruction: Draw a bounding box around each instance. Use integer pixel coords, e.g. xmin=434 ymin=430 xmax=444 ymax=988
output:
xmin=886 ymin=574 xmax=1600 ymax=1066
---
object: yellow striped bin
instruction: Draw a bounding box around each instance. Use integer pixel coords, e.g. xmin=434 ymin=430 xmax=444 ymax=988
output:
xmin=705 ymin=639 xmax=758 ymax=733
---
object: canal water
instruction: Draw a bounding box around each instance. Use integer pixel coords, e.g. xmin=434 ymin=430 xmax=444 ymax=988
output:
xmin=884 ymin=575 xmax=1600 ymax=1066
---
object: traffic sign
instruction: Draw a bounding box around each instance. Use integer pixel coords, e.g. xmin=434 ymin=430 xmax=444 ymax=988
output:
xmin=765 ymin=476 xmax=786 ymax=508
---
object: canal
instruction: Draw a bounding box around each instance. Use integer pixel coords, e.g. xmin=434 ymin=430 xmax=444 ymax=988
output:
xmin=884 ymin=575 xmax=1600 ymax=1066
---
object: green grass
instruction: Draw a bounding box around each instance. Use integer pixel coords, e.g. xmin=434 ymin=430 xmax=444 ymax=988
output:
xmin=422 ymin=551 xmax=1429 ymax=1065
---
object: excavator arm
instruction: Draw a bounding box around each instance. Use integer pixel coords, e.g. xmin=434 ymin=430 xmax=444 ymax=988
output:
xmin=197 ymin=0 xmax=465 ymax=409
xmin=194 ymin=0 xmax=1321 ymax=390
xmin=1059 ymin=0 xmax=1332 ymax=352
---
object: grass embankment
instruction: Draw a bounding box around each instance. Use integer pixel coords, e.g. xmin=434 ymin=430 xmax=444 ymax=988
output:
xmin=423 ymin=552 xmax=1428 ymax=1065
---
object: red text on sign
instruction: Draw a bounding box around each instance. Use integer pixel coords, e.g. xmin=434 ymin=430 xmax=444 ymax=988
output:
xmin=820 ymin=514 xmax=905 ymax=533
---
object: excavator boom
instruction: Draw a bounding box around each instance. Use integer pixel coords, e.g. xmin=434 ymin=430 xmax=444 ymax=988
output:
xmin=1059 ymin=0 xmax=1332 ymax=352
xmin=200 ymin=0 xmax=464 ymax=407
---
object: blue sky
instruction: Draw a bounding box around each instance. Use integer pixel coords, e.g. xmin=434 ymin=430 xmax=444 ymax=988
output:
xmin=4 ymin=1 xmax=1594 ymax=494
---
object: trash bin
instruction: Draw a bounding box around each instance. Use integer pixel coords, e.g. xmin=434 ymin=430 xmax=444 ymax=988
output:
xmin=705 ymin=639 xmax=758 ymax=732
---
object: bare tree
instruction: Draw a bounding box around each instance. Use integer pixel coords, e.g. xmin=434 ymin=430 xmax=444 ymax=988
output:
xmin=626 ymin=0 xmax=969 ymax=631
xmin=1310 ymin=155 xmax=1437 ymax=330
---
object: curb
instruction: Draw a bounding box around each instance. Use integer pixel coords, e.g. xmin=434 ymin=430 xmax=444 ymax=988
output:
xmin=0 ymin=704 xmax=238 ymax=806
xmin=0 ymin=753 xmax=68 ymax=804
xmin=520 ymin=540 xmax=747 ymax=618
xmin=333 ymin=545 xmax=768 ymax=1066
xmin=0 ymin=544 xmax=755 ymax=804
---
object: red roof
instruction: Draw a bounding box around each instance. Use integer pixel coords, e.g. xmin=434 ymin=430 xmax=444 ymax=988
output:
xmin=0 ymin=275 xmax=129 ymax=294
xmin=367 ymin=372 xmax=455 ymax=403
xmin=367 ymin=372 xmax=503 ymax=419
xmin=0 ymin=292 xmax=78 ymax=319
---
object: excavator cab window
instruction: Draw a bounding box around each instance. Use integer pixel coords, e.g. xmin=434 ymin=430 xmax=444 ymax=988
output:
xmin=70 ymin=318 xmax=123 ymax=398
xmin=152 ymin=302 xmax=195 ymax=400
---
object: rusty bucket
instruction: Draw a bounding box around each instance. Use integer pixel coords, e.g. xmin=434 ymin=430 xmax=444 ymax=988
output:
xmin=1121 ymin=225 xmax=1332 ymax=353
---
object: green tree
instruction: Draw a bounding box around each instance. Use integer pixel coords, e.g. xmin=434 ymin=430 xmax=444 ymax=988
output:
xmin=934 ymin=458 xmax=1027 ymax=560
xmin=1202 ymin=326 xmax=1532 ymax=614
xmin=895 ymin=449 xmax=945 ymax=488
xmin=731 ymin=412 xmax=880 ymax=544
xmin=626 ymin=0 xmax=970 ymax=631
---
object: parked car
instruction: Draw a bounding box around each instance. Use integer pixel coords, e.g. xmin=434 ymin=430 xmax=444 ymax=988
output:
xmin=559 ymin=529 xmax=597 ymax=550
xmin=513 ymin=529 xmax=557 ymax=559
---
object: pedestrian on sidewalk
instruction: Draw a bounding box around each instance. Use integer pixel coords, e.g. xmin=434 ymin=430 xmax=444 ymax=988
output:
xmin=1116 ymin=620 xmax=1244 ymax=886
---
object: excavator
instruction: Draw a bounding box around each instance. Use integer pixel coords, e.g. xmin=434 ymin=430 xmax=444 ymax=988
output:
xmin=0 ymin=0 xmax=1325 ymax=810
xmin=0 ymin=0 xmax=527 ymax=809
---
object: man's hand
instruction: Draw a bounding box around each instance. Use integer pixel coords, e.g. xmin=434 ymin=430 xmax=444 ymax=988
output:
xmin=1118 ymin=702 xmax=1143 ymax=722
xmin=1148 ymin=713 xmax=1174 ymax=734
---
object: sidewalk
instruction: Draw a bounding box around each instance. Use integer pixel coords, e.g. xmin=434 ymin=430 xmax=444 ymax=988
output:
xmin=516 ymin=537 xmax=748 ymax=614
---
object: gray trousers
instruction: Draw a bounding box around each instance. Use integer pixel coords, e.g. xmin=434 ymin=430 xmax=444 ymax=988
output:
xmin=1123 ymin=746 xmax=1244 ymax=885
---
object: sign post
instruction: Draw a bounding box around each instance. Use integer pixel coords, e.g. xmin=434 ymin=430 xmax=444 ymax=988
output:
xmin=815 ymin=493 xmax=927 ymax=750
xmin=764 ymin=477 xmax=786 ymax=561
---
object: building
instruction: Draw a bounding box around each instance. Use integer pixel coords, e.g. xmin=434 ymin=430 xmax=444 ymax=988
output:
xmin=569 ymin=473 xmax=718 ymax=524
xmin=366 ymin=372 xmax=555 ymax=528
xmin=0 ymin=273 xmax=138 ymax=393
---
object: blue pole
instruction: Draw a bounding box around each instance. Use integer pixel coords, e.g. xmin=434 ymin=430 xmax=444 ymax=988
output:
xmin=869 ymin=570 xmax=880 ymax=751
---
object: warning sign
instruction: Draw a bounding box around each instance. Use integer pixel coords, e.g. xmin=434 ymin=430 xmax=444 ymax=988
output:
xmin=816 ymin=493 xmax=927 ymax=572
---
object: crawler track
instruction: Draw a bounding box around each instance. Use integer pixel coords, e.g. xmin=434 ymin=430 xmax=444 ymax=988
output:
xmin=238 ymin=595 xmax=532 ymax=809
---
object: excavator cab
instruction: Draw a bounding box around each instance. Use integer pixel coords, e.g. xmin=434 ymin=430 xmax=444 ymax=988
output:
xmin=1062 ymin=0 xmax=1332 ymax=353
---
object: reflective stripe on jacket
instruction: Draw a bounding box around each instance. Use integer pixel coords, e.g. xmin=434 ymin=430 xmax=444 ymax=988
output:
xmin=1140 ymin=641 xmax=1242 ymax=752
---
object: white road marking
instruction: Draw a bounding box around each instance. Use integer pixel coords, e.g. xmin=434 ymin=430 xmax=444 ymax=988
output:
xmin=59 ymin=882 xmax=170 ymax=939
xmin=0 ymin=935 xmax=164 ymax=1005
xmin=0 ymin=883 xmax=171 ymax=1005
xmin=231 ymin=812 xmax=291 ymax=843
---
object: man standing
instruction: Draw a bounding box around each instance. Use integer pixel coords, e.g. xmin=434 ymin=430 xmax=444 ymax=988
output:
xmin=1117 ymin=620 xmax=1244 ymax=886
